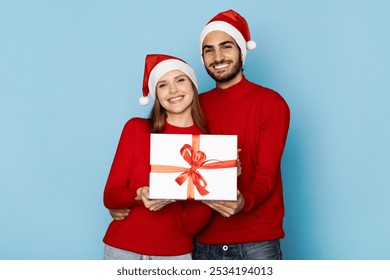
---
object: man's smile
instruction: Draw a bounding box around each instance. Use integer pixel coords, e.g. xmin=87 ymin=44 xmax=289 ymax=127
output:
xmin=213 ymin=63 xmax=230 ymax=70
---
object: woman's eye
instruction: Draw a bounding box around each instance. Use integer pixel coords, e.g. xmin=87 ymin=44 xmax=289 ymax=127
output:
xmin=157 ymin=83 xmax=166 ymax=88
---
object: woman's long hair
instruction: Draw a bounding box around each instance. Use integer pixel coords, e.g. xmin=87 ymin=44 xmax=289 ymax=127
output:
xmin=149 ymin=82 xmax=208 ymax=134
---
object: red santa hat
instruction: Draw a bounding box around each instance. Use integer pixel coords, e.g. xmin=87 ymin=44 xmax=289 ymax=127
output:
xmin=200 ymin=9 xmax=256 ymax=64
xmin=139 ymin=54 xmax=198 ymax=106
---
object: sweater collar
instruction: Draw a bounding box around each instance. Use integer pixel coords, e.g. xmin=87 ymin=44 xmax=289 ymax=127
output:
xmin=163 ymin=121 xmax=200 ymax=134
xmin=214 ymin=75 xmax=253 ymax=97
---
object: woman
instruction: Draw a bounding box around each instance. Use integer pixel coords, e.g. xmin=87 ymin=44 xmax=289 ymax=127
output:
xmin=102 ymin=54 xmax=212 ymax=260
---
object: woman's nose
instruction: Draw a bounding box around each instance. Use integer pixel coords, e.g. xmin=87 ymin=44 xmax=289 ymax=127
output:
xmin=169 ymin=84 xmax=178 ymax=94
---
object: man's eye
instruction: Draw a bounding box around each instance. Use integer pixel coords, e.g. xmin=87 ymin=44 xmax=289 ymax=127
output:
xmin=177 ymin=78 xmax=186 ymax=83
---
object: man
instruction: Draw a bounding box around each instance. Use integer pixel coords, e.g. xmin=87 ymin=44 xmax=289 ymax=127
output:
xmin=109 ymin=9 xmax=290 ymax=260
xmin=192 ymin=9 xmax=290 ymax=260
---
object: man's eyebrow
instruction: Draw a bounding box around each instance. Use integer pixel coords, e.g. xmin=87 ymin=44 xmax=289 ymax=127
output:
xmin=219 ymin=40 xmax=235 ymax=46
xmin=202 ymin=40 xmax=236 ymax=50
xmin=202 ymin=44 xmax=214 ymax=50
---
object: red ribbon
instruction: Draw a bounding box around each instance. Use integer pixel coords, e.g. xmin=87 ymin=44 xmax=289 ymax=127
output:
xmin=151 ymin=135 xmax=237 ymax=199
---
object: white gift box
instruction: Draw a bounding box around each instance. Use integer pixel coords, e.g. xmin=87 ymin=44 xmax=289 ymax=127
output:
xmin=149 ymin=134 xmax=237 ymax=200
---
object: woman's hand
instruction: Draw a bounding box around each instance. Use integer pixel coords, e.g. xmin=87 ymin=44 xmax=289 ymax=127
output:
xmin=135 ymin=186 xmax=175 ymax=211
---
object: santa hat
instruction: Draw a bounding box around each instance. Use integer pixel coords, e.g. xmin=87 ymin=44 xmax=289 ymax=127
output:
xmin=139 ymin=54 xmax=198 ymax=106
xmin=200 ymin=9 xmax=256 ymax=64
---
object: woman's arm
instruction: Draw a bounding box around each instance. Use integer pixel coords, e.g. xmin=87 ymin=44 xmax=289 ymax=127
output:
xmin=103 ymin=120 xmax=141 ymax=209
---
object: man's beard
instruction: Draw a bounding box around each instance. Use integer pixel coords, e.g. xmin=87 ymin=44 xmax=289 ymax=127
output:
xmin=206 ymin=59 xmax=243 ymax=83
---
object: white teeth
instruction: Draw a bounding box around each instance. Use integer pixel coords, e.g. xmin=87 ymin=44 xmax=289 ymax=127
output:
xmin=214 ymin=63 xmax=229 ymax=69
xmin=169 ymin=96 xmax=183 ymax=102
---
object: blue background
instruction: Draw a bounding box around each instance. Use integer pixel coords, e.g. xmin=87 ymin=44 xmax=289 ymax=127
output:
xmin=1 ymin=0 xmax=389 ymax=260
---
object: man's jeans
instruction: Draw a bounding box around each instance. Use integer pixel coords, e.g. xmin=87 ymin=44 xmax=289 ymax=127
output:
xmin=192 ymin=240 xmax=282 ymax=260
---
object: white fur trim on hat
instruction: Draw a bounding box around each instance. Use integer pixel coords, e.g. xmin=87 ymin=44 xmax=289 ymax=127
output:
xmin=147 ymin=59 xmax=198 ymax=100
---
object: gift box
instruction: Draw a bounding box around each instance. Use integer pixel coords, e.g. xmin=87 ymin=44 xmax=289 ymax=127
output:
xmin=149 ymin=134 xmax=237 ymax=200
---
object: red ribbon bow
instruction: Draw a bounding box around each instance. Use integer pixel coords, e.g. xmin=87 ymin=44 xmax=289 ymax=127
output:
xmin=151 ymin=135 xmax=237 ymax=199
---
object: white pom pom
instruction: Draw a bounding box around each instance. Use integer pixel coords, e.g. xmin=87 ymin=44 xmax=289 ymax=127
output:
xmin=139 ymin=96 xmax=149 ymax=106
xmin=246 ymin=40 xmax=257 ymax=50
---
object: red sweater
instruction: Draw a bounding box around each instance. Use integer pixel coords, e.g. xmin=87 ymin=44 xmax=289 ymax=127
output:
xmin=197 ymin=76 xmax=290 ymax=244
xmin=103 ymin=118 xmax=212 ymax=256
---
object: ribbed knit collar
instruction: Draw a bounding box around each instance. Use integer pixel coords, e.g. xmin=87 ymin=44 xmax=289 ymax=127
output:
xmin=214 ymin=75 xmax=254 ymax=98
xmin=163 ymin=121 xmax=200 ymax=134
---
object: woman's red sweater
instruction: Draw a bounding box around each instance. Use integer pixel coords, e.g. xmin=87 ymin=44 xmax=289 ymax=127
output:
xmin=103 ymin=118 xmax=212 ymax=256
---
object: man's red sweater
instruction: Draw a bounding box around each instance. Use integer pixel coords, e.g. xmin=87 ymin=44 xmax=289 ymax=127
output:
xmin=197 ymin=76 xmax=290 ymax=244
xmin=103 ymin=118 xmax=212 ymax=256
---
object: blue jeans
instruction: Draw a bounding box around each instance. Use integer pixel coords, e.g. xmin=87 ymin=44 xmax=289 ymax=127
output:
xmin=192 ymin=240 xmax=282 ymax=260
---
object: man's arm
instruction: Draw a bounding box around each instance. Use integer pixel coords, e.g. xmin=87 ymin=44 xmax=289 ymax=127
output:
xmin=109 ymin=208 xmax=130 ymax=221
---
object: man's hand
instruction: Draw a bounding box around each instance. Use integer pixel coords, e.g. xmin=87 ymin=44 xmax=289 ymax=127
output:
xmin=237 ymin=148 xmax=242 ymax=176
xmin=109 ymin=208 xmax=130 ymax=221
xmin=135 ymin=186 xmax=175 ymax=211
xmin=203 ymin=190 xmax=245 ymax=217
